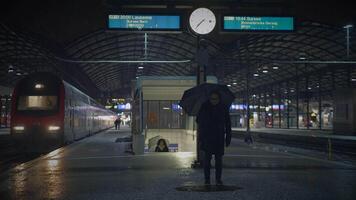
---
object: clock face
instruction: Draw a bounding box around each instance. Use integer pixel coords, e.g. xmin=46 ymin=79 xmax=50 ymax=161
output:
xmin=189 ymin=8 xmax=216 ymax=35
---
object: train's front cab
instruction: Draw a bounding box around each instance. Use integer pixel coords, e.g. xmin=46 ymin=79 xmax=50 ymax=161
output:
xmin=11 ymin=72 xmax=65 ymax=152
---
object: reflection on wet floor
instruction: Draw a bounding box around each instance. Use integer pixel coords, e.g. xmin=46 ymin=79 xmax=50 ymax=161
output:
xmin=1 ymin=128 xmax=356 ymax=200
xmin=176 ymin=182 xmax=243 ymax=192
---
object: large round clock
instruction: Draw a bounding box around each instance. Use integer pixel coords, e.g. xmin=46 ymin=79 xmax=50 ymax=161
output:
xmin=189 ymin=8 xmax=216 ymax=35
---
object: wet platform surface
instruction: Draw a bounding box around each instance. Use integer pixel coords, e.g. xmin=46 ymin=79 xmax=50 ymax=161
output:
xmin=0 ymin=127 xmax=356 ymax=200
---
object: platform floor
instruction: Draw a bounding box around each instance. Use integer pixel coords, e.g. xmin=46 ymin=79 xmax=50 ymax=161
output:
xmin=0 ymin=127 xmax=356 ymax=200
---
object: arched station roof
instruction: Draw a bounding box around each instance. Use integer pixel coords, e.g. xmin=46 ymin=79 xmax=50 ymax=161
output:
xmin=0 ymin=20 xmax=355 ymax=98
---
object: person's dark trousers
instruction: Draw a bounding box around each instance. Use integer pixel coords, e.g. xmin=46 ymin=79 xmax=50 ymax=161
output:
xmin=204 ymin=152 xmax=223 ymax=181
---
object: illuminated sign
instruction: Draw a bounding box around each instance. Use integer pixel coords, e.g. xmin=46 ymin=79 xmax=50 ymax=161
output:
xmin=108 ymin=15 xmax=181 ymax=31
xmin=230 ymin=104 xmax=284 ymax=110
xmin=223 ymin=16 xmax=294 ymax=31
xmin=172 ymin=103 xmax=182 ymax=111
xmin=117 ymin=103 xmax=131 ymax=110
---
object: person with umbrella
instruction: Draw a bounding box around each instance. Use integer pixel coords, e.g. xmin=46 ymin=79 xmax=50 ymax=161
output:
xmin=196 ymin=90 xmax=232 ymax=186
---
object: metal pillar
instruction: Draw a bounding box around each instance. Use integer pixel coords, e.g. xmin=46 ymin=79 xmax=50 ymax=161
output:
xmin=0 ymin=95 xmax=2 ymax=127
xmin=278 ymin=84 xmax=282 ymax=128
xmin=287 ymin=81 xmax=290 ymax=129
xmin=246 ymin=66 xmax=251 ymax=134
xmin=344 ymin=24 xmax=353 ymax=59
xmin=258 ymin=92 xmax=261 ymax=122
xmin=193 ymin=36 xmax=207 ymax=168
xmin=271 ymin=86 xmax=274 ymax=128
xmin=318 ymin=72 xmax=322 ymax=130
xmin=296 ymin=65 xmax=299 ymax=129
xmin=264 ymin=91 xmax=267 ymax=128
xmin=306 ymin=75 xmax=310 ymax=130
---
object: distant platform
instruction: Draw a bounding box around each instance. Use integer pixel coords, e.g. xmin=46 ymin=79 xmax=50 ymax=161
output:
xmin=232 ymin=128 xmax=356 ymax=156
xmin=0 ymin=128 xmax=10 ymax=135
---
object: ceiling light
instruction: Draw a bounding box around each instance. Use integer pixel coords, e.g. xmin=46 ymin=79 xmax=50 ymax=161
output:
xmin=16 ymin=72 xmax=21 ymax=76
xmin=227 ymin=84 xmax=231 ymax=87
xmin=308 ymin=87 xmax=312 ymax=90
xmin=35 ymin=83 xmax=44 ymax=89
xmin=138 ymin=66 xmax=144 ymax=69
xmin=352 ymin=78 xmax=356 ymax=82
xmin=344 ymin=24 xmax=353 ymax=29
xmin=253 ymin=73 xmax=259 ymax=77
xmin=8 ymin=69 xmax=14 ymax=73
xmin=233 ymin=82 xmax=237 ymax=85
xmin=262 ymin=70 xmax=268 ymax=73
xmin=272 ymin=66 xmax=279 ymax=70
xmin=299 ymin=57 xmax=306 ymax=60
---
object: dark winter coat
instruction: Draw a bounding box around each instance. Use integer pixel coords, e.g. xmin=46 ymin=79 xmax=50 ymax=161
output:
xmin=196 ymin=101 xmax=232 ymax=155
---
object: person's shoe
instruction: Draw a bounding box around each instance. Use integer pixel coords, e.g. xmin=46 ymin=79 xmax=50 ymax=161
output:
xmin=204 ymin=179 xmax=211 ymax=185
xmin=216 ymin=180 xmax=223 ymax=186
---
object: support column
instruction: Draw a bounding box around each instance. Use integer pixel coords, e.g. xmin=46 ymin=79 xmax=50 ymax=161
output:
xmin=318 ymin=72 xmax=322 ymax=130
xmin=246 ymin=66 xmax=251 ymax=134
xmin=194 ymin=36 xmax=208 ymax=167
xmin=287 ymin=81 xmax=290 ymax=129
xmin=296 ymin=65 xmax=299 ymax=129
xmin=271 ymin=86 xmax=274 ymax=128
xmin=306 ymin=75 xmax=310 ymax=130
xmin=0 ymin=95 xmax=2 ymax=127
xmin=264 ymin=91 xmax=267 ymax=128
xmin=258 ymin=91 xmax=261 ymax=122
xmin=278 ymin=83 xmax=282 ymax=128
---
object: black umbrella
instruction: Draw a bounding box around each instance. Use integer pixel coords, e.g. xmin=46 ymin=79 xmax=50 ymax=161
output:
xmin=179 ymin=83 xmax=235 ymax=116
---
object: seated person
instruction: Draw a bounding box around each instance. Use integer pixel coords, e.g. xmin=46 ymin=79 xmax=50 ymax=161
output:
xmin=155 ymin=139 xmax=169 ymax=152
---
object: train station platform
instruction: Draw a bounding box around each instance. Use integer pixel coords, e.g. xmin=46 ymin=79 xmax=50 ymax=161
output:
xmin=232 ymin=128 xmax=356 ymax=156
xmin=0 ymin=128 xmax=10 ymax=135
xmin=1 ymin=127 xmax=356 ymax=200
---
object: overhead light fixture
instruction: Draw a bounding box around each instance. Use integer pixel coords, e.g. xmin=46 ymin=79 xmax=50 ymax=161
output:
xmin=262 ymin=70 xmax=268 ymax=73
xmin=227 ymin=84 xmax=231 ymax=87
xmin=35 ymin=83 xmax=44 ymax=89
xmin=308 ymin=87 xmax=312 ymax=90
xmin=138 ymin=66 xmax=144 ymax=69
xmin=344 ymin=24 xmax=353 ymax=29
xmin=233 ymin=82 xmax=237 ymax=85
xmin=299 ymin=56 xmax=306 ymax=60
xmin=272 ymin=66 xmax=279 ymax=70
xmin=253 ymin=73 xmax=259 ymax=77
xmin=8 ymin=65 xmax=14 ymax=73
xmin=136 ymin=76 xmax=139 ymax=79
xmin=352 ymin=78 xmax=356 ymax=82
xmin=16 ymin=72 xmax=22 ymax=76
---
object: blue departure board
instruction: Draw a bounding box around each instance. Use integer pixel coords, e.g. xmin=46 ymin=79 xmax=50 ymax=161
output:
xmin=108 ymin=15 xmax=181 ymax=31
xmin=223 ymin=16 xmax=294 ymax=31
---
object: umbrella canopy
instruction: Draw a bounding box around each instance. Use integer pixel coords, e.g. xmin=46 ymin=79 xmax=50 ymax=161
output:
xmin=179 ymin=83 xmax=235 ymax=116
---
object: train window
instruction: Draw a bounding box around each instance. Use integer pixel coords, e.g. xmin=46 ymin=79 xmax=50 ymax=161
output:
xmin=17 ymin=96 xmax=58 ymax=111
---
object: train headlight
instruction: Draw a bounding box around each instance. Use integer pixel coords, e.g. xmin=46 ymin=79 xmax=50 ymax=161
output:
xmin=13 ymin=126 xmax=25 ymax=132
xmin=48 ymin=126 xmax=60 ymax=131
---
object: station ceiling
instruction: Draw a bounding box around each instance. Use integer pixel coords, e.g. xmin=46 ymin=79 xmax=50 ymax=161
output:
xmin=0 ymin=0 xmax=355 ymax=99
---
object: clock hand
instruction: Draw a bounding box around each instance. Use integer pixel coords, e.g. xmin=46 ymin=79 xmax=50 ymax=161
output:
xmin=195 ymin=19 xmax=206 ymax=28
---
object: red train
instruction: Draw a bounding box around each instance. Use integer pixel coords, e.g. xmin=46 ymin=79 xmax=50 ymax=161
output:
xmin=10 ymin=72 xmax=116 ymax=152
